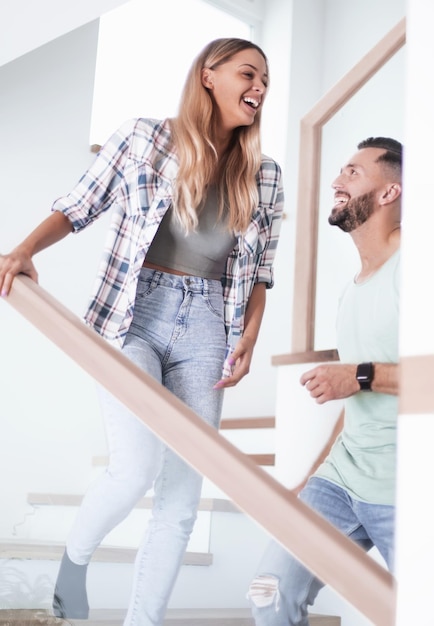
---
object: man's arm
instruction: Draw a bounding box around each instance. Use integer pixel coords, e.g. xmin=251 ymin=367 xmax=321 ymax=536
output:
xmin=300 ymin=362 xmax=399 ymax=404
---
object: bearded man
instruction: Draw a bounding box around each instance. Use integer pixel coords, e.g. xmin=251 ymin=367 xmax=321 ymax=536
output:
xmin=248 ymin=137 xmax=402 ymax=626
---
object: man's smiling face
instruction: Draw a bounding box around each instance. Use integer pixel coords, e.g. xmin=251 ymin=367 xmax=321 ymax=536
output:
xmin=329 ymin=147 xmax=389 ymax=232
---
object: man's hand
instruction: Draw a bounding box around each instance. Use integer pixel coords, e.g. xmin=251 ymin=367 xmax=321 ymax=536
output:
xmin=300 ymin=363 xmax=359 ymax=404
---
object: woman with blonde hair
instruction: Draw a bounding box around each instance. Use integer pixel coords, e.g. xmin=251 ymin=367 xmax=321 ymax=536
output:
xmin=0 ymin=38 xmax=284 ymax=626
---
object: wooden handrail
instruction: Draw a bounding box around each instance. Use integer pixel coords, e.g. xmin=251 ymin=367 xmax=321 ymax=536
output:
xmin=272 ymin=349 xmax=339 ymax=367
xmin=3 ymin=276 xmax=395 ymax=625
xmin=292 ymin=17 xmax=406 ymax=353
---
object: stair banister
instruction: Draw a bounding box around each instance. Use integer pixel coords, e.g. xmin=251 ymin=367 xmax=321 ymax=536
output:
xmin=3 ymin=275 xmax=395 ymax=625
xmin=292 ymin=17 xmax=406 ymax=354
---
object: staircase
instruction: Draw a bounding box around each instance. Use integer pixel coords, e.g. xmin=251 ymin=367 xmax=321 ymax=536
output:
xmin=0 ymin=417 xmax=340 ymax=624
xmin=1 ymin=418 xmax=275 ymax=564
xmin=0 ymin=608 xmax=341 ymax=625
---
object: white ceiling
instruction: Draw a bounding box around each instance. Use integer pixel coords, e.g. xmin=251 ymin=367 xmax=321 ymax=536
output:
xmin=0 ymin=0 xmax=267 ymax=68
xmin=0 ymin=0 xmax=129 ymax=67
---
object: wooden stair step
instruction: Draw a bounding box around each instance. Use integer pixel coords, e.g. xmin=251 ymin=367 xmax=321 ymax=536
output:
xmin=27 ymin=493 xmax=240 ymax=512
xmin=247 ymin=453 xmax=274 ymax=466
xmin=0 ymin=608 xmax=340 ymax=625
xmin=220 ymin=416 xmax=275 ymax=429
xmin=88 ymin=417 xmax=277 ymax=479
xmin=0 ymin=539 xmax=212 ymax=565
xmin=91 ymin=453 xmax=275 ymax=467
xmin=88 ymin=417 xmax=277 ymax=481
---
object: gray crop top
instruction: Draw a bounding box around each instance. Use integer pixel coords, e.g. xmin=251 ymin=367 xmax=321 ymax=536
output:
xmin=145 ymin=185 xmax=237 ymax=280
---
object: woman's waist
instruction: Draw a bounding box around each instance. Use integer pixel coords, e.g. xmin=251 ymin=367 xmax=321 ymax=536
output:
xmin=140 ymin=261 xmax=223 ymax=292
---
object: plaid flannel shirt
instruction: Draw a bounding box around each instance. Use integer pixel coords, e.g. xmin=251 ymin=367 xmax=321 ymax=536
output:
xmin=52 ymin=118 xmax=284 ymax=376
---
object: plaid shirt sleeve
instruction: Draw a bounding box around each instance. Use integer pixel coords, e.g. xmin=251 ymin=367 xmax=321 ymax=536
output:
xmin=221 ymin=156 xmax=284 ymax=369
xmin=254 ymin=157 xmax=285 ymax=288
xmin=49 ymin=119 xmax=177 ymax=344
xmin=50 ymin=118 xmax=138 ymax=229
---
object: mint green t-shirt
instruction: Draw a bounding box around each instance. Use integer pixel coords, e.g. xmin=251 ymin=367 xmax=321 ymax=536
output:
xmin=315 ymin=250 xmax=400 ymax=505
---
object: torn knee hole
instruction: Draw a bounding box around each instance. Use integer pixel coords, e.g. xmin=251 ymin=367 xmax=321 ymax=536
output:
xmin=248 ymin=574 xmax=280 ymax=609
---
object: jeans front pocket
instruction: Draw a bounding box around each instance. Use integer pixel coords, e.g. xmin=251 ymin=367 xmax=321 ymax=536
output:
xmin=203 ymin=286 xmax=224 ymax=320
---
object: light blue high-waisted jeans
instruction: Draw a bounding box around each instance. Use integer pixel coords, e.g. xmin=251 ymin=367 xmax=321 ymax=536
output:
xmin=66 ymin=268 xmax=227 ymax=626
xmin=248 ymin=476 xmax=395 ymax=626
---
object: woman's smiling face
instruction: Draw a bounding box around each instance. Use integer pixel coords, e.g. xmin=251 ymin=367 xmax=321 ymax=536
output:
xmin=202 ymin=48 xmax=268 ymax=135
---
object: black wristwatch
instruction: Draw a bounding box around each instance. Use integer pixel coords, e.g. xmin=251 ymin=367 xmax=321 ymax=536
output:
xmin=356 ymin=362 xmax=374 ymax=391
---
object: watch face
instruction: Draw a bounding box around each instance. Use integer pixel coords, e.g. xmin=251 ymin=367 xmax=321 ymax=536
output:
xmin=356 ymin=362 xmax=373 ymax=390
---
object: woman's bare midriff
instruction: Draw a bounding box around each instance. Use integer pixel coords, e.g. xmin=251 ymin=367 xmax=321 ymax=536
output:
xmin=142 ymin=260 xmax=189 ymax=276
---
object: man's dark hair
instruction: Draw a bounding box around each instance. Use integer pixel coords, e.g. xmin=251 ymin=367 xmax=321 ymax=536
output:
xmin=357 ymin=137 xmax=403 ymax=178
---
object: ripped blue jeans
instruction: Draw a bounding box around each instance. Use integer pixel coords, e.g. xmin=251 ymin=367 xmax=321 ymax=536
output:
xmin=247 ymin=476 xmax=395 ymax=626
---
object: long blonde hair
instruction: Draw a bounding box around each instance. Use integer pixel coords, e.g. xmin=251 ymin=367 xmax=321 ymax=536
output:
xmin=170 ymin=38 xmax=268 ymax=234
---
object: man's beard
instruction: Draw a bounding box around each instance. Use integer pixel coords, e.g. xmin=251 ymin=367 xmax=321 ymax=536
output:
xmin=328 ymin=191 xmax=376 ymax=232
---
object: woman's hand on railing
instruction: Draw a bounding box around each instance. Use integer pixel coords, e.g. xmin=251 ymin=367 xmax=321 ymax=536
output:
xmin=0 ymin=211 xmax=74 ymax=297
xmin=0 ymin=248 xmax=38 ymax=297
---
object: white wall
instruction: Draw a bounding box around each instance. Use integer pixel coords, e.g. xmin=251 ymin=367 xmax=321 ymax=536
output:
xmin=0 ymin=0 xmax=130 ymax=67
xmin=0 ymin=20 xmax=109 ymax=536
xmin=395 ymin=1 xmax=434 ymax=624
